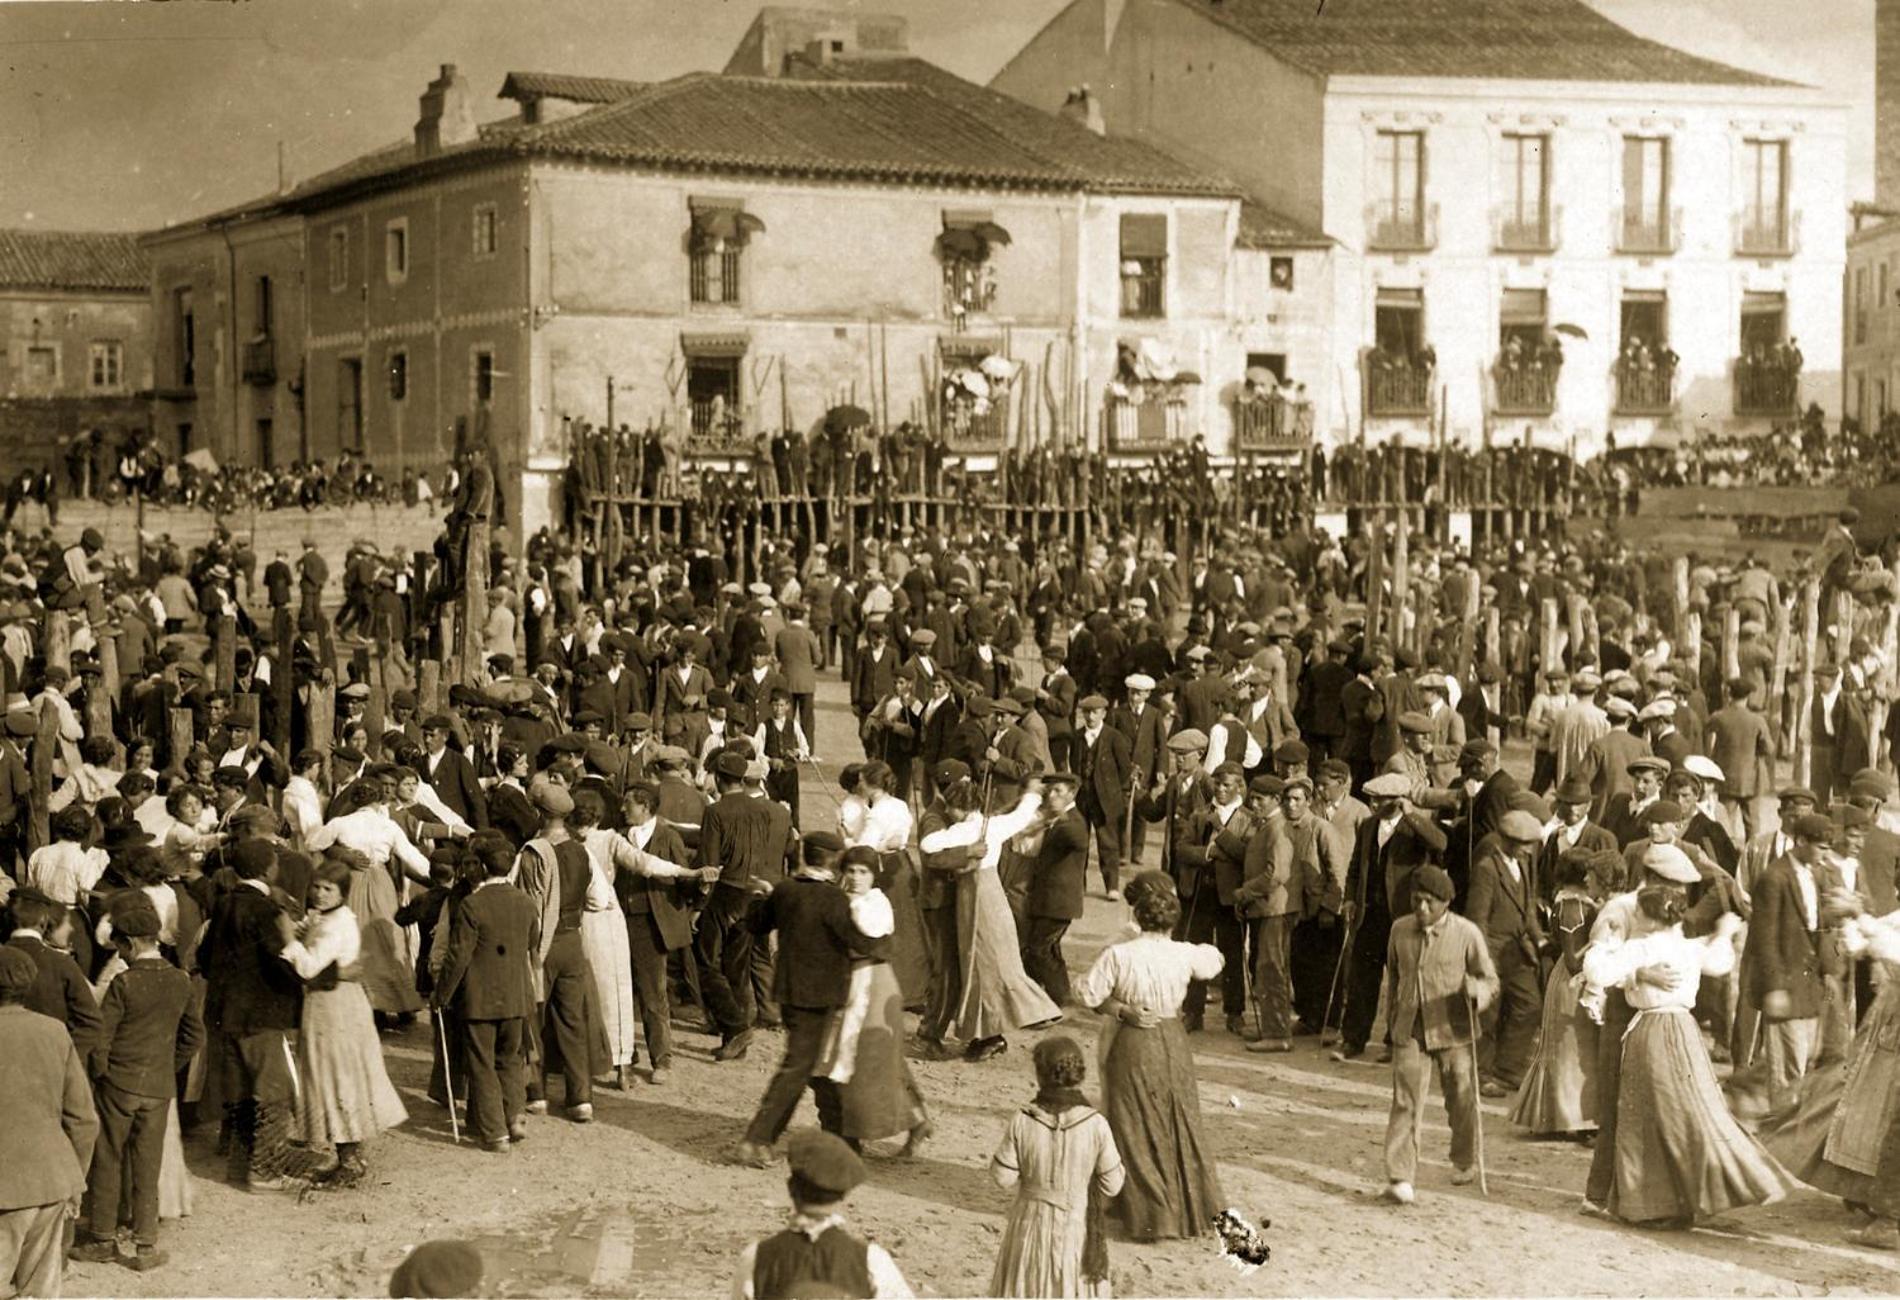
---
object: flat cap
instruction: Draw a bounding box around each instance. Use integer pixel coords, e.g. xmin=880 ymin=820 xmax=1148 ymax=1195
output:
xmin=1641 ymin=799 xmax=1686 ymax=825
xmin=533 ymin=784 xmax=574 ymax=816
xmin=1627 ymin=756 xmax=1670 ymax=778
xmin=1273 ymin=740 xmax=1309 ymax=764
xmin=1458 ymin=739 xmax=1498 ymax=764
xmin=1398 ymin=710 xmax=1433 ymax=736
xmin=1642 ymin=842 xmax=1699 ymax=883
xmin=422 ymin=713 xmax=456 ymax=732
xmin=1788 ymin=812 xmax=1837 ymax=843
xmin=0 ymin=947 xmax=39 ymax=997
xmin=1554 ymin=777 xmax=1592 ymax=805
xmin=786 ymin=1127 xmax=866 ymax=1198
xmin=1499 ymin=811 xmax=1545 ymax=843
xmin=1165 ymin=729 xmax=1208 ymax=756
xmin=1413 ymin=866 xmax=1456 ymax=902
xmin=1777 ymin=783 xmax=1820 ymax=804
xmin=1078 ymin=694 xmax=1109 ymax=712
xmin=1124 ymin=673 xmax=1156 ymax=692
xmin=1604 ymin=696 xmax=1638 ymax=720
xmin=1637 ymin=699 xmax=1676 ymax=721
xmin=932 ymin=759 xmax=971 ymax=787
xmin=1682 ymin=755 xmax=1725 ymax=785
xmin=909 ymin=629 xmax=938 ymax=646
xmin=1363 ymin=772 xmax=1412 ymax=799
xmin=1248 ymin=774 xmax=1284 ymax=798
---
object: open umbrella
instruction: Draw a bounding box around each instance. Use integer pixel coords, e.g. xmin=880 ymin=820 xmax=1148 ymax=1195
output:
xmin=824 ymin=404 xmax=871 ymax=433
xmin=1552 ymin=323 xmax=1589 ymax=340
xmin=1246 ymin=366 xmax=1279 ymax=387
xmin=183 ymin=447 xmax=220 ymax=473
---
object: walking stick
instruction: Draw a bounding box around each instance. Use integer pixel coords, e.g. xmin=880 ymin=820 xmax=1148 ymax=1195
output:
xmin=1466 ymin=991 xmax=1487 ymax=1196
xmin=437 ymin=1013 xmax=461 ymax=1145
xmin=1321 ymin=910 xmax=1358 ymax=1047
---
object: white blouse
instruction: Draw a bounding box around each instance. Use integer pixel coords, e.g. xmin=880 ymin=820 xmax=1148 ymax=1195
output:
xmin=1841 ymin=908 xmax=1900 ymax=965
xmin=1582 ymin=921 xmax=1738 ymax=1010
xmin=855 ymin=792 xmax=913 ymax=854
xmin=918 ymin=792 xmax=1043 ymax=872
xmin=280 ymin=905 xmax=363 ymax=980
xmin=1075 ymin=932 xmax=1224 ymax=1017
xmin=849 ymin=888 xmax=894 ymax=939
xmin=837 ymin=793 xmax=870 ymax=845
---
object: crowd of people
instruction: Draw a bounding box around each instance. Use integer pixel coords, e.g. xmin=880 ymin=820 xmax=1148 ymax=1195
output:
xmin=5 ymin=452 xmax=1900 ymax=1297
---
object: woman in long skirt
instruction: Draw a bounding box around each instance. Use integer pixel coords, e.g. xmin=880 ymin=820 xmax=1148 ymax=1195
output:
xmin=323 ymin=843 xmax=423 ymax=1017
xmin=848 ymin=761 xmax=929 ymax=1005
xmin=1511 ymin=850 xmax=1603 ymax=1139
xmin=990 ymin=1036 xmax=1125 ymax=1298
xmin=1074 ymin=870 xmax=1225 ymax=1240
xmin=918 ymin=778 xmax=1061 ymax=1062
xmin=817 ymin=846 xmax=930 ymax=1151
xmin=1582 ymin=886 xmax=1791 ymax=1226
xmin=277 ymin=859 xmax=409 ymax=1186
xmin=572 ymin=790 xmax=639 ymax=1087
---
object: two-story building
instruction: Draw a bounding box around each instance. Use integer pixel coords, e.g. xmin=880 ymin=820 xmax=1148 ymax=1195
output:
xmin=0 ymin=230 xmax=152 ymax=477
xmin=992 ymin=0 xmax=1849 ymax=456
xmin=141 ymin=6 xmax=1323 ymax=536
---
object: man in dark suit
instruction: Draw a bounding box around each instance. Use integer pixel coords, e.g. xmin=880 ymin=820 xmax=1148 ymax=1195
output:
xmin=915 ymin=760 xmax=970 ymax=1052
xmin=433 ymin=831 xmax=539 ymax=1152
xmin=1072 ymin=694 xmax=1132 ymax=900
xmin=1021 ymin=774 xmax=1089 ymax=1008
xmin=196 ymin=838 xmax=303 ymax=1188
xmin=1539 ymin=777 xmax=1619 ymax=903
xmin=1465 ymin=811 xmax=1545 ymax=1096
xmin=1448 ymin=738 xmax=1518 ymax=905
xmin=849 ymin=621 xmax=898 ymax=727
xmin=1339 ymin=653 xmax=1384 ymax=791
xmin=916 ymin=674 xmax=964 ymax=801
xmin=1337 ymin=773 xmax=1447 ymax=1063
xmin=4 ymin=888 xmax=100 ymax=1056
xmin=731 ymin=832 xmax=863 ymax=1166
xmin=694 ymin=751 xmax=781 ymax=1060
xmin=615 ymin=782 xmax=715 ymax=1085
xmin=1810 ymin=663 xmax=1871 ymax=807
xmin=1035 ymin=648 xmax=1077 ymax=774
xmin=419 ymin=713 xmax=488 ymax=828
xmin=1738 ymin=813 xmax=1831 ymax=1108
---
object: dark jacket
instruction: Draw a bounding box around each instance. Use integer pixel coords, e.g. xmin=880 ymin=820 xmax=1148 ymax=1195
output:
xmin=420 ymin=747 xmax=489 ymax=829
xmin=91 ymin=956 xmax=202 ymax=1098
xmin=1741 ymin=857 xmax=1825 ymax=1022
xmin=6 ymin=933 xmax=101 ymax=1056
xmin=198 ymin=882 xmax=302 ymax=1037
xmin=1027 ymin=808 xmax=1090 ymax=921
xmin=749 ymin=876 xmax=863 ymax=1009
xmin=617 ymin=820 xmax=696 ymax=951
xmin=434 ymin=881 xmax=539 ymax=1020
xmin=1344 ymin=810 xmax=1448 ymax=918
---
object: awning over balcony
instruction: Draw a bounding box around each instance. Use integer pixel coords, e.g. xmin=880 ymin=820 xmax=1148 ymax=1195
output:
xmin=1500 ymin=287 xmax=1547 ymax=325
xmin=1116 ymin=337 xmax=1196 ymax=384
xmin=939 ymin=334 xmax=1002 ymax=363
xmin=688 ymin=197 xmax=765 ymax=244
xmin=1119 ymin=213 xmax=1168 ymax=258
xmin=680 ymin=330 xmax=750 ymax=358
xmin=938 ymin=210 xmax=1011 ymax=260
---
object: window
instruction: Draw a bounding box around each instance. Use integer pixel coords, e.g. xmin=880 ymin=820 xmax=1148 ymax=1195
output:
xmin=1368 ymin=288 xmax=1430 ymax=415
xmin=176 ymin=423 xmax=193 ymax=457
xmin=24 ymin=346 xmax=57 ymax=391
xmin=1740 ymin=139 xmax=1789 ymax=251
xmin=1616 ymin=291 xmax=1674 ymax=412
xmin=1245 ymin=352 xmax=1287 ymax=383
xmin=472 ymin=204 xmax=498 ymax=259
xmin=688 ymin=199 xmax=759 ymax=305
xmin=1269 ymin=256 xmax=1294 ymax=290
xmin=88 ymin=341 xmax=122 ymax=391
xmin=254 ymin=275 xmax=273 ymax=337
xmin=174 ymin=287 xmax=195 ymax=386
xmin=1498 ymin=134 xmax=1552 ymax=249
xmin=388 ymin=350 xmax=408 ymax=402
xmin=1495 ymin=289 xmax=1557 ymax=413
xmin=385 ymin=219 xmax=409 ymax=284
xmin=938 ymin=212 xmax=1007 ymax=320
xmin=338 ymin=358 xmax=364 ymax=453
xmin=256 ymin=417 xmax=274 ymax=470
xmin=328 ymin=227 xmax=348 ymax=291
xmin=1737 ymin=292 xmax=1794 ymax=414
xmin=687 ymin=355 xmax=742 ymax=440
xmin=1118 ymin=213 xmax=1167 ymax=318
xmin=1370 ymin=130 xmax=1427 ymax=246
xmin=1856 ymin=267 xmax=1871 ymax=346
xmin=1620 ymin=136 xmax=1672 ymax=251
xmin=1374 ymin=288 xmax=1425 ymax=358
xmin=474 ymin=350 xmax=494 ymax=404
xmin=1498 ymin=288 xmax=1548 ymax=352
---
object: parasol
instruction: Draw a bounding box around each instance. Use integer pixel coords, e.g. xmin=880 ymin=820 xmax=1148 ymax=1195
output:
xmin=1552 ymin=323 xmax=1589 ymax=340
xmin=978 ymin=354 xmax=1020 ymax=383
xmin=183 ymin=448 xmax=220 ymax=473
xmin=1245 ymin=366 xmax=1279 ymax=387
xmin=824 ymin=404 xmax=871 ymax=433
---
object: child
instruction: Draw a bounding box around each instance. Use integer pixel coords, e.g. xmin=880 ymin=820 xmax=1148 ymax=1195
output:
xmin=989 ymin=1036 xmax=1125 ymax=1298
xmin=1381 ymin=865 xmax=1498 ymax=1206
xmin=395 ymin=849 xmax=462 ymax=998
xmin=753 ymin=688 xmax=810 ymax=826
xmin=72 ymin=895 xmax=202 ymax=1272
xmin=729 ymin=1128 xmax=911 ymax=1300
xmin=274 ymin=859 xmax=409 ymax=1186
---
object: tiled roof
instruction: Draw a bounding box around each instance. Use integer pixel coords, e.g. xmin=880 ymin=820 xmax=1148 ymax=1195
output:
xmin=499 ymin=72 xmax=647 ymax=105
xmin=1237 ymin=199 xmax=1330 ymax=249
xmin=1173 ymin=0 xmax=1793 ymax=86
xmin=0 ymin=229 xmax=149 ymax=292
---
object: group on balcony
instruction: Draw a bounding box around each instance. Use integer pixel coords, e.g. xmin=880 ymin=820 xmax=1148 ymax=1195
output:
xmin=1735 ymin=339 xmax=1804 ymax=415
xmin=1236 ymin=370 xmax=1315 ymax=448
xmin=1493 ymin=334 xmax=1565 ymax=414
xmin=1614 ymin=337 xmax=1679 ymax=413
xmin=1366 ymin=341 xmax=1436 ymax=416
xmin=1105 ymin=339 xmax=1198 ymax=449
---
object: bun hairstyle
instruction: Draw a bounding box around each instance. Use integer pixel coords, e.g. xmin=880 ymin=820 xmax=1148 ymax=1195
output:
xmin=1636 ymin=884 xmax=1687 ymax=926
xmin=858 ymin=761 xmax=893 ymax=794
xmin=942 ymin=776 xmax=981 ymax=817
xmin=1033 ymin=1035 xmax=1088 ymax=1089
xmin=1127 ymin=869 xmax=1183 ymax=933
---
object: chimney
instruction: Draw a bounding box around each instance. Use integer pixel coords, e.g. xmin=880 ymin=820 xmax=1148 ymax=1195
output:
xmin=415 ymin=64 xmax=477 ymax=157
xmin=803 ymin=37 xmax=838 ymax=68
xmin=1882 ymin=0 xmax=1900 ymax=207
xmin=1061 ymin=85 xmax=1105 ymax=136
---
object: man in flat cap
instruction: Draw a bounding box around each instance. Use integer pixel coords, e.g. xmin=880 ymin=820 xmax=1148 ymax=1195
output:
xmin=512 ymin=783 xmax=607 ymax=1123
xmin=1810 ymin=661 xmax=1871 ymax=810
xmin=1072 ymin=695 xmax=1132 ymax=901
xmin=419 ymin=713 xmax=487 ymax=830
xmin=1336 ymin=772 xmax=1447 ymax=1064
xmin=1575 ymin=693 xmax=1650 ymax=823
xmin=1737 ymin=812 xmax=1832 ymax=1110
xmin=730 ymin=1128 xmax=910 ymax=1298
xmin=1708 ymin=677 xmax=1774 ymax=841
xmin=1465 ymin=810 xmax=1545 ymax=1097
xmin=695 ymin=748 xmax=783 ymax=1062
xmin=1601 ymin=756 xmax=1669 ymax=851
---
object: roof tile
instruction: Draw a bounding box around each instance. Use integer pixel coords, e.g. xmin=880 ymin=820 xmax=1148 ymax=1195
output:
xmin=0 ymin=230 xmax=149 ymax=293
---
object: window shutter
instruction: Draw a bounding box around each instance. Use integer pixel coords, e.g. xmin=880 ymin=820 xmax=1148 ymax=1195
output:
xmin=1119 ymin=214 xmax=1168 ymax=258
xmin=1499 ymin=288 xmax=1547 ymax=324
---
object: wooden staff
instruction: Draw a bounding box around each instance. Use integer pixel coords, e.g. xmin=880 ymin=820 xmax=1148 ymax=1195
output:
xmin=1390 ymin=504 xmax=1410 ymax=655
xmin=168 ymin=707 xmax=195 ymax=773
xmin=1366 ymin=508 xmax=1386 ymax=645
xmin=1722 ymin=605 xmax=1742 ymax=688
xmin=1540 ymin=597 xmax=1561 ymax=679
xmin=1684 ymin=611 xmax=1703 ymax=682
xmin=272 ymin=609 xmax=296 ymax=755
xmin=1795 ymin=580 xmax=1820 ymax=786
xmin=1673 ymin=556 xmax=1691 ymax=656
xmin=458 ymin=471 xmax=492 ymax=688
xmin=1769 ymin=593 xmax=1795 ymax=754
xmin=306 ymin=679 xmax=336 ymax=786
xmin=214 ymin=616 xmax=237 ymax=692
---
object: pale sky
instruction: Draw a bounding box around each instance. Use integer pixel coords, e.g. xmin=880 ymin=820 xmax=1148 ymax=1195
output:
xmin=0 ymin=0 xmax=1876 ymax=234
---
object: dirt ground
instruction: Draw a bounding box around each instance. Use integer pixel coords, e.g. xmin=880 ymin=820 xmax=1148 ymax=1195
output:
xmin=68 ymin=675 xmax=1900 ymax=1299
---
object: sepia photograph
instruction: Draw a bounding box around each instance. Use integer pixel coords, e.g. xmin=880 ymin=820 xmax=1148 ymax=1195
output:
xmin=0 ymin=0 xmax=1898 ymax=1295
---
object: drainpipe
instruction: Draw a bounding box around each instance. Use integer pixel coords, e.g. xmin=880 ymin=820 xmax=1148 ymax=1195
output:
xmin=220 ymin=221 xmax=240 ymax=463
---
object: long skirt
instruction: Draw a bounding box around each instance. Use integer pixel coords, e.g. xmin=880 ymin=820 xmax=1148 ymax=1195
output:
xmin=1609 ymin=1007 xmax=1792 ymax=1223
xmin=1762 ymin=978 xmax=1900 ymax=1202
xmin=878 ymin=850 xmax=931 ymax=1007
xmin=297 ymin=980 xmax=409 ymax=1147
xmin=582 ymin=904 xmax=638 ymax=1068
xmin=1510 ymin=966 xmax=1598 ymax=1135
xmin=818 ymin=960 xmax=927 ymax=1142
xmin=348 ymin=864 xmax=422 ymax=1015
xmin=1099 ymin=1019 xmax=1223 ymax=1239
xmin=954 ymin=868 xmax=1060 ymax=1042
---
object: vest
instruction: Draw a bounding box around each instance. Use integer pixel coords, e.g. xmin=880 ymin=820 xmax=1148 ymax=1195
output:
xmin=554 ymin=838 xmax=590 ymax=933
xmin=752 ymin=1226 xmax=873 ymax=1300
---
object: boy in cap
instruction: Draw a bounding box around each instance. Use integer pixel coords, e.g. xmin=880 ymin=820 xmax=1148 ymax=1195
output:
xmin=1379 ymin=865 xmax=1498 ymax=1205
xmin=1465 ymin=811 xmax=1546 ymax=1097
xmin=730 ymin=1128 xmax=910 ymax=1298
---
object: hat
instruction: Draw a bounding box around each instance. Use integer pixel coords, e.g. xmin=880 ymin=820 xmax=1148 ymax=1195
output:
xmin=1788 ymin=812 xmax=1837 ymax=843
xmin=1626 ymin=756 xmax=1670 ymax=778
xmin=1814 ymin=661 xmax=1842 ymax=679
xmin=1641 ymin=842 xmax=1700 ymax=883
xmin=786 ymin=1128 xmax=866 ymax=1199
xmin=1248 ymin=774 xmax=1285 ymax=798
xmin=340 ymin=682 xmax=371 ymax=701
xmin=1165 ymin=729 xmax=1208 ymax=756
xmin=932 ymin=758 xmax=971 ymax=787
xmin=1398 ymin=710 xmax=1433 ymax=736
xmin=1604 ymin=697 xmax=1637 ymax=720
xmin=1728 ymin=675 xmax=1758 ymax=697
xmin=1412 ymin=865 xmax=1456 ymax=902
xmin=1636 ymin=699 xmax=1676 ymax=721
xmin=1499 ymin=811 xmax=1544 ymax=843
xmin=389 ymin=1240 xmax=486 ymax=1299
xmin=1458 ymin=739 xmax=1497 ymax=765
xmin=1273 ymin=739 xmax=1309 ymax=765
xmin=1415 ymin=672 xmax=1449 ymax=693
xmin=1554 ymin=777 xmax=1592 ymax=805
xmin=1573 ymin=670 xmax=1602 ymax=690
xmin=1777 ymin=783 xmax=1820 ymax=805
xmin=228 ymin=805 xmax=282 ymax=835
xmin=1124 ymin=673 xmax=1156 ymax=692
xmin=1185 ymin=645 xmax=1212 ymax=663
xmin=1078 ymin=694 xmax=1109 ymax=712
xmin=1363 ymin=772 xmax=1412 ymax=799
xmin=1849 ymin=770 xmax=1892 ymax=802
xmin=1543 ymin=667 xmax=1570 ymax=684
xmin=1682 ymin=755 xmax=1725 ymax=785
xmin=531 ymin=784 xmax=575 ymax=816
xmin=991 ymin=696 xmax=1025 ymax=718
xmin=909 ymin=629 xmax=938 ymax=647
xmin=423 ymin=713 xmax=455 ymax=732
xmin=571 ymin=709 xmax=605 ymax=728
xmin=111 ymin=898 xmax=162 ymax=940
xmin=1641 ymin=799 xmax=1686 ymax=825
xmin=1839 ymin=805 xmax=1874 ymax=830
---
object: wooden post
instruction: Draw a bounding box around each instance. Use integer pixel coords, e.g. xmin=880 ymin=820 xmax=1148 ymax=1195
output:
xmin=214 ymin=616 xmax=237 ymax=692
xmin=1673 ymin=556 xmax=1691 ymax=656
xmin=1833 ymin=590 xmax=1855 ymax=669
xmin=307 ymin=680 xmax=335 ymax=786
xmin=1390 ymin=503 xmax=1410 ymax=653
xmin=1722 ymin=605 xmax=1743 ymax=690
xmin=27 ymin=698 xmax=58 ymax=852
xmin=1541 ymin=597 xmax=1562 ymax=677
xmin=1365 ymin=509 xmax=1386 ymax=645
xmin=43 ymin=611 xmax=71 ymax=677
xmin=457 ymin=467 xmax=492 ymax=687
xmin=1769 ymin=593 xmax=1796 ymax=755
xmin=1795 ymin=580 xmax=1820 ymax=786
xmin=232 ymin=692 xmax=260 ymax=735
xmin=1566 ymin=593 xmax=1587 ymax=668
xmin=85 ymin=588 xmax=119 ymax=704
xmin=1684 ymin=611 xmax=1703 ymax=686
xmin=419 ymin=660 xmax=442 ymax=717
xmin=168 ymin=707 xmax=195 ymax=772
xmin=1483 ymin=606 xmax=1501 ymax=671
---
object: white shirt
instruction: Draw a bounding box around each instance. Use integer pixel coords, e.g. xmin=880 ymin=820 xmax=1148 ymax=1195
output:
xmin=1375 ymin=813 xmax=1401 ymax=850
xmin=919 ymin=792 xmax=1043 ymax=872
xmin=307 ymin=805 xmax=430 ymax=880
xmin=1202 ymin=720 xmax=1264 ymax=774
xmin=854 ymin=792 xmax=913 ymax=854
xmin=280 ymin=905 xmax=363 ymax=980
xmin=1792 ymin=859 xmax=1819 ymax=931
xmin=281 ymin=774 xmax=326 ymax=845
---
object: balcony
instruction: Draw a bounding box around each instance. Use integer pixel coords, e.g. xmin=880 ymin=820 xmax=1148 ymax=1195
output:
xmin=1613 ymin=357 xmax=1677 ymax=415
xmin=1733 ymin=357 xmax=1800 ymax=416
xmin=1104 ymin=395 xmax=1187 ymax=453
xmin=1492 ymin=362 xmax=1558 ymax=415
xmin=943 ymin=401 xmax=1007 ymax=453
xmin=1615 ymin=204 xmax=1683 ymax=256
xmin=1365 ymin=202 xmax=1439 ymax=254
xmin=1366 ymin=362 xmax=1433 ymax=417
xmin=1493 ymin=204 xmax=1562 ymax=255
xmin=242 ymin=337 xmax=275 ymax=386
xmin=1233 ymin=396 xmax=1312 ymax=452
xmin=685 ymin=397 xmax=752 ymax=454
xmin=1734 ymin=209 xmax=1799 ymax=259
